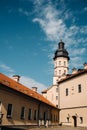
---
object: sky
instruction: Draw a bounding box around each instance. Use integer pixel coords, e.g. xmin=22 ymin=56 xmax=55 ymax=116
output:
xmin=0 ymin=0 xmax=87 ymax=93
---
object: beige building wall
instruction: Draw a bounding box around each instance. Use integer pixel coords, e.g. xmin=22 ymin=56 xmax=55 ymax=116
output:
xmin=0 ymin=84 xmax=59 ymax=127
xmin=59 ymin=72 xmax=87 ymax=127
xmin=45 ymin=85 xmax=58 ymax=107
xmin=59 ymin=73 xmax=87 ymax=108
xmin=60 ymin=108 xmax=87 ymax=127
xmin=0 ymin=87 xmax=38 ymax=126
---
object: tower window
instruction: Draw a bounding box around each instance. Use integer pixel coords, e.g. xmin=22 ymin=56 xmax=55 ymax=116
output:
xmin=78 ymin=84 xmax=81 ymax=93
xmin=59 ymin=61 xmax=61 ymax=66
xmin=64 ymin=61 xmax=66 ymax=66
xmin=55 ymin=71 xmax=57 ymax=76
xmin=56 ymin=96 xmax=58 ymax=100
xmin=59 ymin=70 xmax=61 ymax=75
xmin=64 ymin=70 xmax=66 ymax=75
xmin=66 ymin=88 xmax=68 ymax=96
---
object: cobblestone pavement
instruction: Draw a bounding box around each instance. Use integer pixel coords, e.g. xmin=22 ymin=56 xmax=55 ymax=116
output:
xmin=27 ymin=126 xmax=87 ymax=130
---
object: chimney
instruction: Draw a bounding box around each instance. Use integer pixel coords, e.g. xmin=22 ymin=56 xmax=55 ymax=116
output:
xmin=32 ymin=87 xmax=37 ymax=92
xmin=72 ymin=68 xmax=77 ymax=74
xmin=13 ymin=75 xmax=20 ymax=82
xmin=84 ymin=63 xmax=87 ymax=70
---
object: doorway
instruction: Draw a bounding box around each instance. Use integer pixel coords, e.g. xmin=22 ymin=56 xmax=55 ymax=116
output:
xmin=72 ymin=116 xmax=77 ymax=127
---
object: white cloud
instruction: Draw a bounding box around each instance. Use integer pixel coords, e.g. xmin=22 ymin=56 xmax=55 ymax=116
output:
xmin=33 ymin=5 xmax=66 ymax=41
xmin=70 ymin=48 xmax=86 ymax=56
xmin=1 ymin=65 xmax=47 ymax=93
xmin=0 ymin=64 xmax=15 ymax=73
xmin=20 ymin=76 xmax=47 ymax=93
xmin=18 ymin=8 xmax=30 ymax=16
xmin=32 ymin=1 xmax=87 ymax=71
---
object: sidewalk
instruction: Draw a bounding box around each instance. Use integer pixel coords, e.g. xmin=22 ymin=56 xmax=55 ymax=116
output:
xmin=27 ymin=126 xmax=87 ymax=130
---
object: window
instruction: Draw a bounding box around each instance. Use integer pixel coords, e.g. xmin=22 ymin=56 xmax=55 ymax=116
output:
xmin=7 ymin=104 xmax=12 ymax=118
xmin=59 ymin=61 xmax=61 ymax=66
xmin=59 ymin=70 xmax=61 ymax=75
xmin=28 ymin=109 xmax=32 ymax=120
xmin=56 ymin=96 xmax=58 ymax=100
xmin=56 ymin=105 xmax=58 ymax=108
xmin=67 ymin=117 xmax=69 ymax=123
xmin=34 ymin=110 xmax=37 ymax=120
xmin=78 ymin=84 xmax=81 ymax=93
xmin=64 ymin=61 xmax=66 ymax=66
xmin=64 ymin=70 xmax=66 ymax=75
xmin=56 ymin=87 xmax=58 ymax=92
xmin=66 ymin=88 xmax=68 ymax=96
xmin=20 ymin=107 xmax=25 ymax=119
xmin=54 ymin=71 xmax=57 ymax=76
xmin=80 ymin=117 xmax=83 ymax=123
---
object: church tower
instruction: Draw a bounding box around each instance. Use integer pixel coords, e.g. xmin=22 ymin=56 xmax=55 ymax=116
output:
xmin=53 ymin=40 xmax=70 ymax=85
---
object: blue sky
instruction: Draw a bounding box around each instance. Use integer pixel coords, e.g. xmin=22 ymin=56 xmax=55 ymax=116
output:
xmin=0 ymin=0 xmax=87 ymax=92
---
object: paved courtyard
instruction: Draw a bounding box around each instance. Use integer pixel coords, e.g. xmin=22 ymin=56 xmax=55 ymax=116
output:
xmin=27 ymin=126 xmax=87 ymax=130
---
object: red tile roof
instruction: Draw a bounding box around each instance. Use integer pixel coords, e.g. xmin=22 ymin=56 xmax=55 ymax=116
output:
xmin=0 ymin=73 xmax=56 ymax=108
